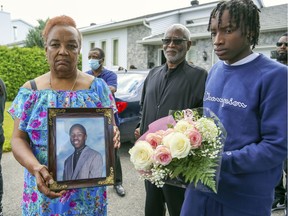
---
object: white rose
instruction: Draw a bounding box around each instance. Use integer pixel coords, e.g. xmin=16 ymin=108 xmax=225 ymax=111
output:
xmin=174 ymin=119 xmax=194 ymax=133
xmin=129 ymin=140 xmax=154 ymax=171
xmin=162 ymin=132 xmax=191 ymax=159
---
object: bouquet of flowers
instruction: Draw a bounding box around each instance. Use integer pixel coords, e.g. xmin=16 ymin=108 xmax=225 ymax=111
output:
xmin=129 ymin=107 xmax=226 ymax=193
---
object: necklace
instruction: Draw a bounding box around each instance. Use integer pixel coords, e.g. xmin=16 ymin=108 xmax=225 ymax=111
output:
xmin=49 ymin=71 xmax=80 ymax=106
xmin=49 ymin=71 xmax=79 ymax=91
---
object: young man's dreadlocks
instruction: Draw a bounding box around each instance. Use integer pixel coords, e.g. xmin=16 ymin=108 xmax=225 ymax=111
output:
xmin=207 ymin=0 xmax=261 ymax=49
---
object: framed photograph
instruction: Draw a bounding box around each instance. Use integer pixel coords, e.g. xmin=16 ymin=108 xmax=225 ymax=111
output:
xmin=48 ymin=107 xmax=115 ymax=191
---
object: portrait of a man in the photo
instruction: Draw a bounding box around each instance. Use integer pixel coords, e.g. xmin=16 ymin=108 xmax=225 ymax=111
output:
xmin=62 ymin=123 xmax=103 ymax=181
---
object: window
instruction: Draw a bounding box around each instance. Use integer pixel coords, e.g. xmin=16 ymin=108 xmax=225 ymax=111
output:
xmin=13 ymin=26 xmax=18 ymax=41
xmin=113 ymin=39 xmax=119 ymax=65
xmin=186 ymin=20 xmax=194 ymax=25
xmin=101 ymin=41 xmax=106 ymax=53
xmin=90 ymin=42 xmax=95 ymax=49
xmin=101 ymin=41 xmax=107 ymax=66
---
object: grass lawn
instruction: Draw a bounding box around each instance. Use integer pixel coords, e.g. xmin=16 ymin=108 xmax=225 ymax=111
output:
xmin=3 ymin=101 xmax=13 ymax=152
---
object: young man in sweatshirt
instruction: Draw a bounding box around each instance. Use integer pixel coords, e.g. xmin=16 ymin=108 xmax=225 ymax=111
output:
xmin=181 ymin=0 xmax=287 ymax=215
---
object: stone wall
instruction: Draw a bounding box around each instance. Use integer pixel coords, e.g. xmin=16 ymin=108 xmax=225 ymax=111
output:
xmin=127 ymin=25 xmax=151 ymax=70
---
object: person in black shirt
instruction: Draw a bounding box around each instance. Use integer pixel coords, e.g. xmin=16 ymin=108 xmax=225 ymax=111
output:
xmin=135 ymin=23 xmax=207 ymax=216
xmin=271 ymin=32 xmax=287 ymax=212
xmin=0 ymin=79 xmax=6 ymax=216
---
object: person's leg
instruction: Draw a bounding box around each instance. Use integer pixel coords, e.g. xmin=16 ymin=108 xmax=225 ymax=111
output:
xmin=145 ymin=180 xmax=166 ymax=216
xmin=114 ymin=148 xmax=125 ymax=197
xmin=284 ymin=160 xmax=287 ymax=209
xmin=162 ymin=184 xmax=185 ymax=216
xmin=273 ymin=163 xmax=286 ymax=210
xmin=115 ymin=148 xmax=122 ymax=184
xmin=0 ymin=134 xmax=4 ymax=215
xmin=181 ymin=186 xmax=264 ymax=216
xmin=221 ymin=200 xmax=268 ymax=216
xmin=180 ymin=186 xmax=208 ymax=216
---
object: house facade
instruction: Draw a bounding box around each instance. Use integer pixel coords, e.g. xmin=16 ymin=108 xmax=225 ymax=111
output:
xmin=0 ymin=7 xmax=33 ymax=47
xmin=80 ymin=1 xmax=287 ymax=72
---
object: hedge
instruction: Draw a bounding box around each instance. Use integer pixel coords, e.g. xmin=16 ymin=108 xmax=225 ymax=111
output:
xmin=0 ymin=46 xmax=82 ymax=101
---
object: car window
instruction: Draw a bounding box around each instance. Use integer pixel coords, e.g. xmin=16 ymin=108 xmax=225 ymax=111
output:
xmin=117 ymin=73 xmax=147 ymax=94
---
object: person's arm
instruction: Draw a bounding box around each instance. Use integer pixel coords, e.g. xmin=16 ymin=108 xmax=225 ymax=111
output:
xmin=108 ymin=86 xmax=116 ymax=94
xmin=11 ymin=118 xmax=65 ymax=198
xmin=104 ymin=71 xmax=117 ymax=94
xmin=221 ymin=66 xmax=287 ymax=174
xmin=134 ymin=71 xmax=149 ymax=139
xmin=93 ymin=78 xmax=120 ymax=148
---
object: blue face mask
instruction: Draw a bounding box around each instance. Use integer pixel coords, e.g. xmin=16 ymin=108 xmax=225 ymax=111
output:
xmin=88 ymin=59 xmax=101 ymax=71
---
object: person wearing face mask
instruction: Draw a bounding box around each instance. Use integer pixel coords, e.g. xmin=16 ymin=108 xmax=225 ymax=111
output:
xmin=85 ymin=47 xmax=126 ymax=197
xmin=86 ymin=47 xmax=117 ymax=93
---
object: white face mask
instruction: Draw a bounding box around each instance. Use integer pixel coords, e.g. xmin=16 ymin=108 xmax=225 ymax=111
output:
xmin=88 ymin=59 xmax=101 ymax=70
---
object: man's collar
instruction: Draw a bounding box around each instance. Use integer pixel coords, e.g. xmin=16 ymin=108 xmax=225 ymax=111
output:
xmin=74 ymin=145 xmax=86 ymax=153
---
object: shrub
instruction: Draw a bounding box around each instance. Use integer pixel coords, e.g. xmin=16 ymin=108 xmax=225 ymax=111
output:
xmin=0 ymin=46 xmax=82 ymax=152
xmin=0 ymin=46 xmax=82 ymax=101
xmin=0 ymin=46 xmax=48 ymax=101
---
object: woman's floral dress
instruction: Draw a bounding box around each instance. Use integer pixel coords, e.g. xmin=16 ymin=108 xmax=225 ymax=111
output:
xmin=8 ymin=78 xmax=116 ymax=216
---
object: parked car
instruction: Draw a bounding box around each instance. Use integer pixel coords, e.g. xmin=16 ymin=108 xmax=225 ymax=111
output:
xmin=115 ymin=70 xmax=149 ymax=143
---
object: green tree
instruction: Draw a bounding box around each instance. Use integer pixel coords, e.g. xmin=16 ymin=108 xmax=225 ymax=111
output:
xmin=24 ymin=19 xmax=48 ymax=48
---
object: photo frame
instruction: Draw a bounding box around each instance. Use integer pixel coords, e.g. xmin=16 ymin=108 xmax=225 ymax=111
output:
xmin=48 ymin=107 xmax=115 ymax=191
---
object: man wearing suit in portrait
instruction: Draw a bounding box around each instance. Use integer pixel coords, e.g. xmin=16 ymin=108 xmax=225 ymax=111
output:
xmin=63 ymin=124 xmax=103 ymax=180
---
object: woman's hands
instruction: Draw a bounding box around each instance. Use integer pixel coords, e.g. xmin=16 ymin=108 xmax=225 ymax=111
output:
xmin=11 ymin=119 xmax=66 ymax=199
xmin=113 ymin=126 xmax=121 ymax=148
xmin=33 ymin=165 xmax=66 ymax=199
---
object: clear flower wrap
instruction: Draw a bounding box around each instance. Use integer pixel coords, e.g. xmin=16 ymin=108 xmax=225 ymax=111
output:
xmin=129 ymin=107 xmax=227 ymax=193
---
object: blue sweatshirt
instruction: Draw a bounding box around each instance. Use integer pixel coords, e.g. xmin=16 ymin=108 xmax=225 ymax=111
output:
xmin=200 ymin=54 xmax=287 ymax=215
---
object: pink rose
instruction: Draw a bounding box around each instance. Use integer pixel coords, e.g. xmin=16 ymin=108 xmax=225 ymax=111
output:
xmin=163 ymin=128 xmax=174 ymax=136
xmin=186 ymin=128 xmax=202 ymax=149
xmin=155 ymin=129 xmax=174 ymax=137
xmin=155 ymin=130 xmax=166 ymax=136
xmin=153 ymin=145 xmax=172 ymax=165
xmin=145 ymin=133 xmax=163 ymax=148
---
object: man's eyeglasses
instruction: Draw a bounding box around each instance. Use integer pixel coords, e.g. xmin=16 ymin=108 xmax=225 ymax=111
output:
xmin=162 ymin=38 xmax=187 ymax=45
xmin=276 ymin=42 xmax=288 ymax=47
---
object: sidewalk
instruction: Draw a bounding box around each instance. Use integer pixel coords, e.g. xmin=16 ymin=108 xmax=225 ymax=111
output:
xmin=2 ymin=143 xmax=146 ymax=216
xmin=2 ymin=143 xmax=285 ymax=216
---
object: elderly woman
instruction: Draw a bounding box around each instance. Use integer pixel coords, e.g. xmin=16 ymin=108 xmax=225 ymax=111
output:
xmin=8 ymin=15 xmax=120 ymax=215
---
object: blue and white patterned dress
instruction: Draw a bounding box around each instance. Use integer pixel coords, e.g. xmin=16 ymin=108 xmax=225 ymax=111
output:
xmin=8 ymin=78 xmax=116 ymax=216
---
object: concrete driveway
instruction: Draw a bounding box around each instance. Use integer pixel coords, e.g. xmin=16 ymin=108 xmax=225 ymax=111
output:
xmin=2 ymin=142 xmax=285 ymax=216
